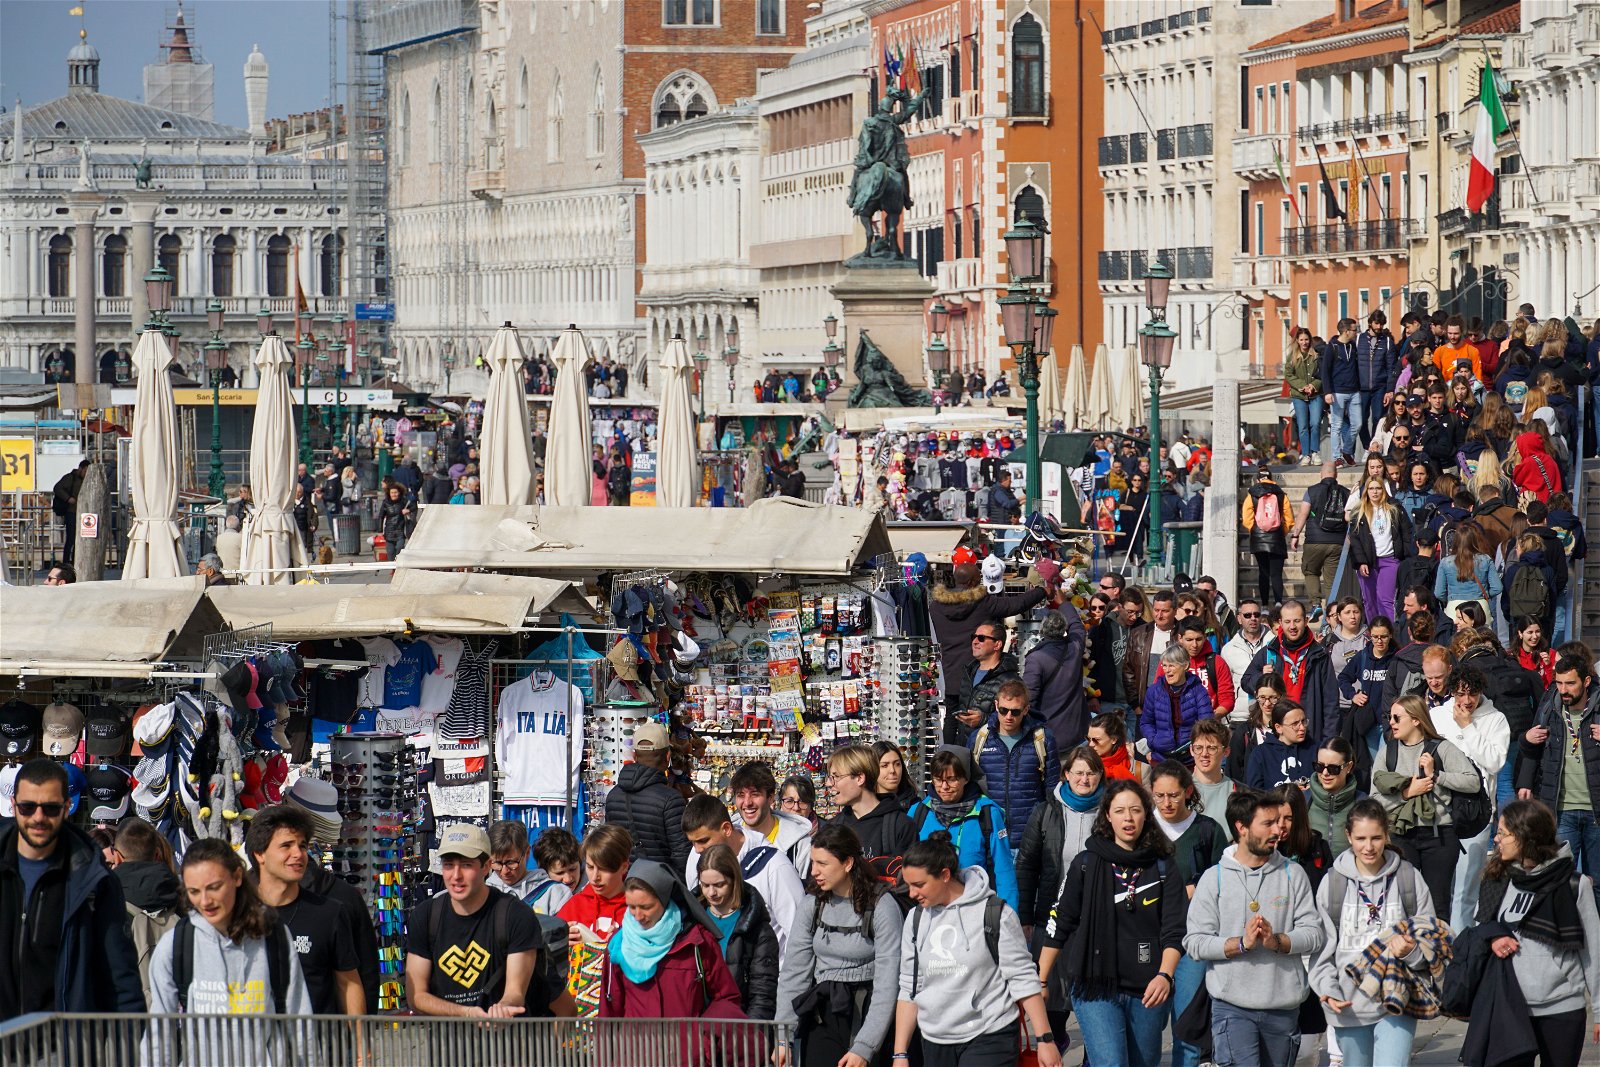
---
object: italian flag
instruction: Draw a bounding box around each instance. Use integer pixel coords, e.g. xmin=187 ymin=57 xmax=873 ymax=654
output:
xmin=1467 ymin=61 xmax=1509 ymax=213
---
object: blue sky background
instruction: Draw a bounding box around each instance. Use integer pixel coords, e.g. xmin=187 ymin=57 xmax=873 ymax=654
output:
xmin=2 ymin=0 xmax=336 ymax=128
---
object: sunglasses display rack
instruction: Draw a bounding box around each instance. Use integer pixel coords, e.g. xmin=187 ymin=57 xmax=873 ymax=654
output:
xmin=876 ymin=637 xmax=941 ymax=796
xmin=584 ymin=701 xmax=664 ymax=819
xmin=328 ymin=732 xmax=415 ymax=1014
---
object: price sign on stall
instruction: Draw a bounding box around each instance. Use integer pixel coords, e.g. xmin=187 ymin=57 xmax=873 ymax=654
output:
xmin=0 ymin=439 xmax=35 ymax=492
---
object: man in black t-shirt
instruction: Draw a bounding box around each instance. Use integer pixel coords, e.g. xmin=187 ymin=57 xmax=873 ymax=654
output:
xmin=245 ymin=805 xmax=363 ymax=1015
xmin=405 ymin=824 xmax=539 ymax=1017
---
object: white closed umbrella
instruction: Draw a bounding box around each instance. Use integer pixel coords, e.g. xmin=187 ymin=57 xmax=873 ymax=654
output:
xmin=1037 ymin=348 xmax=1064 ymax=428
xmin=654 ymin=334 xmax=698 ymax=508
xmin=121 ymin=328 xmax=186 ymax=579
xmin=1060 ymin=344 xmax=1088 ymax=430
xmin=479 ymin=322 xmax=535 ymax=506
xmin=239 ymin=334 xmax=308 ymax=584
xmin=1084 ymin=343 xmax=1113 ymax=430
xmin=1119 ymin=346 xmax=1146 ymax=431
xmin=544 ymin=325 xmax=594 ymax=507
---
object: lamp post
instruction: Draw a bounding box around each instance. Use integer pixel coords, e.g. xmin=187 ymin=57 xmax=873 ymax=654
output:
xmin=203 ymin=299 xmax=228 ymax=498
xmin=328 ymin=314 xmax=348 ymax=455
xmin=1000 ymin=216 xmax=1051 ymax=517
xmin=692 ymin=329 xmax=709 ymax=419
xmin=926 ymin=300 xmax=950 ymax=400
xmin=1138 ymin=260 xmax=1177 ymax=566
xmin=724 ymin=340 xmax=739 ymax=404
xmin=295 ymin=311 xmax=315 ymax=467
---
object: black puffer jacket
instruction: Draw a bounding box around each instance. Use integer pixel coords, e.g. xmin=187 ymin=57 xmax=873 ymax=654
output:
xmin=604 ymin=761 xmax=690 ymax=872
xmin=697 ymin=885 xmax=779 ymax=1020
xmin=928 ymin=582 xmax=1047 ymax=703
xmin=946 ymin=650 xmax=1020 ymax=746
xmin=1245 ymin=480 xmax=1290 ymax=556
xmin=1014 ymin=786 xmax=1100 ymax=927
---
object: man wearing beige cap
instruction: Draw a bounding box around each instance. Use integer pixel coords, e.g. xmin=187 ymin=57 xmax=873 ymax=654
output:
xmin=602 ymin=721 xmax=690 ymax=871
xmin=405 ymin=823 xmax=540 ymax=1019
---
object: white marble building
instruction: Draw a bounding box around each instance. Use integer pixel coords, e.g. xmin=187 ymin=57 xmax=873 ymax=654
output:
xmin=1502 ymin=0 xmax=1600 ymax=319
xmin=0 ymin=36 xmax=347 ymax=380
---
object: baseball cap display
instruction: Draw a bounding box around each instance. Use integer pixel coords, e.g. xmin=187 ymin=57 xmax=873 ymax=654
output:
xmin=437 ymin=822 xmax=491 ymax=860
xmin=0 ymin=700 xmax=40 ymax=758
xmin=981 ymin=555 xmax=1006 ymax=594
xmin=63 ymin=762 xmax=87 ymax=816
xmin=85 ymin=765 xmax=132 ymax=822
xmin=85 ymin=709 xmax=131 ymax=758
xmin=40 ymin=702 xmax=85 ymax=758
xmin=0 ymin=765 xmax=17 ymax=818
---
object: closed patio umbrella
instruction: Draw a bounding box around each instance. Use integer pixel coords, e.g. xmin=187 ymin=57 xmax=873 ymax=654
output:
xmin=479 ymin=322 xmax=535 ymax=506
xmin=544 ymin=325 xmax=594 ymax=507
xmin=238 ymin=334 xmax=308 ymax=584
xmin=1060 ymin=344 xmax=1088 ymax=430
xmin=121 ymin=328 xmax=186 ymax=579
xmin=1037 ymin=348 xmax=1064 ymax=428
xmin=654 ymin=334 xmax=698 ymax=508
xmin=1084 ymin=343 xmax=1113 ymax=430
xmin=1119 ymin=346 xmax=1146 ymax=431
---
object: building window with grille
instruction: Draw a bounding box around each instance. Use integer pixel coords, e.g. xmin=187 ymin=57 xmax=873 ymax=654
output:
xmin=266 ymin=234 xmax=291 ymax=298
xmin=158 ymin=234 xmax=182 ymax=295
xmin=757 ymin=0 xmax=782 ymax=35
xmin=102 ymin=234 xmax=127 ymax=297
xmin=48 ymin=235 xmax=72 ymax=298
xmin=211 ymin=235 xmax=235 ymax=297
xmin=320 ymin=234 xmax=343 ymax=298
xmin=1010 ymin=15 xmax=1044 ymax=117
xmin=654 ymin=73 xmax=712 ymax=128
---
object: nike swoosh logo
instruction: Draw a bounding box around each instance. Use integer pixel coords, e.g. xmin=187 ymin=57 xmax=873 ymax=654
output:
xmin=1114 ymin=880 xmax=1163 ymax=904
xmin=1142 ymin=896 xmax=1159 ymax=905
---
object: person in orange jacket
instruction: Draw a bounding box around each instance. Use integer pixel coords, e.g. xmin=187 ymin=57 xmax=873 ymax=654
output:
xmin=1432 ymin=314 xmax=1483 ymax=383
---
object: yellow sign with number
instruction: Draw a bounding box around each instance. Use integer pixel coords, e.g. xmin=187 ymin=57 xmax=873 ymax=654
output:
xmin=0 ymin=439 xmax=36 ymax=492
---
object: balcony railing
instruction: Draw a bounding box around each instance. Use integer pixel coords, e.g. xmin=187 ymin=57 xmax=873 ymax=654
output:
xmin=1294 ymin=113 xmax=1407 ymax=143
xmin=1174 ymin=247 xmax=1214 ymax=280
xmin=1130 ymin=132 xmax=1148 ymax=164
xmin=1168 ymin=9 xmax=1195 ymax=30
xmin=1099 ymin=134 xmax=1130 ymax=167
xmin=12 ymin=296 xmax=350 ymax=319
xmin=1196 ymin=6 xmax=1211 ymax=24
xmin=936 ymin=257 xmax=983 ymax=293
xmin=1439 ymin=198 xmax=1503 ymax=235
xmin=1233 ymin=133 xmax=1288 ymax=177
xmin=1157 ymin=129 xmax=1176 ymax=160
xmin=1407 ymin=117 xmax=1430 ymax=141
xmin=1099 ymin=251 xmax=1132 ymax=281
xmin=1282 ymin=219 xmax=1418 ymax=256
xmin=1176 ymin=123 xmax=1214 ymax=158
xmin=1231 ymin=258 xmax=1289 ymax=290
xmin=1103 ymin=23 xmax=1139 ymax=44
xmin=1142 ymin=19 xmax=1166 ymax=36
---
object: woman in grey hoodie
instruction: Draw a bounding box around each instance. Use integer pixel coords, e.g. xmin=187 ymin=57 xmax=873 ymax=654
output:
xmin=143 ymin=839 xmax=313 ymax=1066
xmin=773 ymin=824 xmax=903 ymax=1067
xmin=892 ymin=831 xmax=1062 ymax=1067
xmin=1310 ymin=798 xmax=1436 ymax=1066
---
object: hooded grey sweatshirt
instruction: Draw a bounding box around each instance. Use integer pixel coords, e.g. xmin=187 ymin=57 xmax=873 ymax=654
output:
xmin=1183 ymin=848 xmax=1325 ymax=1011
xmin=1497 ymin=845 xmax=1600 ymax=1016
xmin=897 ymin=865 xmax=1037 ymax=1045
xmin=774 ymin=891 xmax=903 ymax=1060
xmin=143 ymin=914 xmax=314 ymax=1066
xmin=1309 ymin=848 xmax=1435 ymax=1026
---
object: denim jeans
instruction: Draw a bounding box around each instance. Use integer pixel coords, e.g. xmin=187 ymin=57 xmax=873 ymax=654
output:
xmin=1556 ymin=808 xmax=1600 ymax=910
xmin=1332 ymin=1016 xmax=1417 ymax=1067
xmin=1450 ymin=823 xmax=1493 ymax=931
xmin=1074 ymin=992 xmax=1169 ymax=1067
xmin=1497 ymin=759 xmax=1517 ymax=812
xmin=1554 ymin=595 xmax=1571 ymax=645
xmin=1329 ymin=392 xmax=1363 ymax=459
xmin=1170 ymin=954 xmax=1207 ymax=1067
xmin=1210 ymin=1000 xmax=1300 ymax=1067
xmin=1292 ymin=396 xmax=1324 ymax=458
xmin=1359 ymin=386 xmax=1388 ymax=448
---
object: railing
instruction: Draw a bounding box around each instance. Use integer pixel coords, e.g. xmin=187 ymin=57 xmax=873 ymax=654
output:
xmin=1231 ymin=258 xmax=1289 ymax=289
xmin=1099 ymin=250 xmax=1132 ymax=281
xmin=1157 ymin=128 xmax=1176 ymax=160
xmin=1232 ymin=132 xmax=1287 ymax=176
xmin=1294 ymin=112 xmax=1407 ymax=143
xmin=19 ymin=161 xmax=347 ymax=189
xmin=1196 ymin=6 xmax=1211 ymax=24
xmin=1176 ymin=123 xmax=1214 ymax=158
xmin=1174 ymin=246 xmax=1213 ymax=280
xmin=1282 ymin=219 xmax=1418 ymax=256
xmin=1130 ymin=131 xmax=1148 ymax=163
xmin=935 ymin=256 xmax=983 ymax=293
xmin=1439 ymin=196 xmax=1502 ymax=235
xmin=1168 ymin=9 xmax=1195 ymax=30
xmin=0 ymin=1012 xmax=791 ymax=1067
xmin=1141 ymin=18 xmax=1166 ymax=36
xmin=1535 ymin=16 xmax=1574 ymax=61
xmin=1407 ymin=117 xmax=1430 ymax=141
xmin=14 ymin=296 xmax=349 ymax=318
xmin=1098 ymin=134 xmax=1130 ymax=167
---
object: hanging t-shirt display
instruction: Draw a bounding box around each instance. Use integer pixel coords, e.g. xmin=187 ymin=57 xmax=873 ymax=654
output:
xmin=430 ymin=753 xmax=492 ymax=816
xmin=420 ymin=636 xmax=465 ymax=712
xmin=436 ymin=640 xmax=499 ymax=742
xmin=385 ymin=641 xmax=438 ymax=709
xmin=357 ymin=638 xmax=401 ymax=709
xmin=496 ymin=671 xmax=584 ymax=807
xmin=407 ymin=891 xmax=538 ymax=1008
xmin=301 ymin=640 xmax=368 ymax=723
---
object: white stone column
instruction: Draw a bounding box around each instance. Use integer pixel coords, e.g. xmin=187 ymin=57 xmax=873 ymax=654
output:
xmin=245 ymin=228 xmax=259 ymax=297
xmin=67 ymin=191 xmax=105 ymax=383
xmin=1205 ymin=378 xmax=1241 ymax=604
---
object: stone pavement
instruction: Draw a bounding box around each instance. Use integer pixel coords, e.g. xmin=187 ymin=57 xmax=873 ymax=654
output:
xmin=1053 ymin=1013 xmax=1469 ymax=1065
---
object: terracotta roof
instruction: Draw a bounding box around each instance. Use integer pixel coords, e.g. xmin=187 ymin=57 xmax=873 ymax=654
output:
xmin=1462 ymin=2 xmax=1520 ymax=36
xmin=1250 ymin=0 xmax=1408 ymax=51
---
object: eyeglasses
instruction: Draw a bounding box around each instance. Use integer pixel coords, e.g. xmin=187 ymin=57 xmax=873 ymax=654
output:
xmin=971 ymin=634 xmax=1001 ymax=643
xmin=997 ymin=706 xmax=1026 ymax=717
xmin=1313 ymin=763 xmax=1347 ymax=775
xmin=14 ymin=801 xmax=65 ymax=818
xmin=1281 ymin=717 xmax=1308 ymax=729
xmin=1238 ymin=611 xmax=1260 ymax=619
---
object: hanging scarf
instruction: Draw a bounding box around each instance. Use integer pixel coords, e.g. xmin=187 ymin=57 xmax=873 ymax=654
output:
xmin=1507 ymin=854 xmax=1584 ymax=949
xmin=1063 ymin=836 xmax=1166 ymax=1002
xmin=1059 ymin=780 xmax=1105 ymax=814
xmin=929 ymin=784 xmax=981 ymax=826
xmin=1275 ymin=630 xmax=1314 ymax=703
xmin=611 ymin=902 xmax=684 ymax=984
xmin=1098 ymin=742 xmax=1137 ymax=782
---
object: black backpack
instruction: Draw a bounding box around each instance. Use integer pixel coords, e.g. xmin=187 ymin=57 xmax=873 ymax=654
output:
xmin=426 ymin=889 xmax=568 ymax=1016
xmin=908 ymin=895 xmax=1005 ymax=997
xmin=1385 ymin=738 xmax=1492 ymax=839
xmin=1313 ymin=480 xmax=1350 ymax=536
xmin=173 ymin=915 xmax=291 ymax=1013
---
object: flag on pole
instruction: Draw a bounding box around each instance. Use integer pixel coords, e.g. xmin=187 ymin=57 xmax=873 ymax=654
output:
xmin=883 ymin=45 xmax=901 ymax=90
xmin=904 ymin=38 xmax=922 ymax=95
xmin=895 ymin=43 xmax=906 ymax=90
xmin=1273 ymin=142 xmax=1302 ymax=222
xmin=1467 ymin=61 xmax=1509 ymax=214
xmin=1315 ymin=146 xmax=1347 ymax=220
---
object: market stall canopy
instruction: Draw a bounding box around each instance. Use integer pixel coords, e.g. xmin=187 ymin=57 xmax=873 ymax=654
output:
xmin=841 ymin=409 xmax=1026 ymax=434
xmin=0 ymin=576 xmax=221 ymax=676
xmin=394 ymin=497 xmax=893 ymax=576
xmin=206 ymin=570 xmax=588 ymax=639
xmin=886 ymin=522 xmax=975 ymax=565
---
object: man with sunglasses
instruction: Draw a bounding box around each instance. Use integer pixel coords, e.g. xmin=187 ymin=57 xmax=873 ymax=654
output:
xmin=948 ymin=621 xmax=1020 ymax=746
xmin=246 ymin=805 xmax=364 ymax=1016
xmin=1222 ymin=599 xmax=1271 ymax=726
xmin=0 ymin=759 xmax=143 ymax=1019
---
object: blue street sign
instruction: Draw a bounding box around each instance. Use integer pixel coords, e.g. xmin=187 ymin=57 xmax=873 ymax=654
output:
xmin=355 ymin=302 xmax=395 ymax=322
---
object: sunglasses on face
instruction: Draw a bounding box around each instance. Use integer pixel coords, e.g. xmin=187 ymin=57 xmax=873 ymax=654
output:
xmin=972 ymin=634 xmax=1001 ymax=643
xmin=14 ymin=801 xmax=65 ymax=818
xmin=1314 ymin=763 xmax=1346 ymax=775
xmin=997 ymin=707 xmax=1025 ymax=717
xmin=1238 ymin=611 xmax=1261 ymax=619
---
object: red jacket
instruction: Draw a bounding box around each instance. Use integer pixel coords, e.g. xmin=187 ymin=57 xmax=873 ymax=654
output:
xmin=558 ymin=883 xmax=628 ymax=944
xmin=599 ymin=922 xmax=745 ymax=1020
xmin=1189 ymin=652 xmax=1235 ymax=714
xmin=1512 ymin=431 xmax=1562 ymax=503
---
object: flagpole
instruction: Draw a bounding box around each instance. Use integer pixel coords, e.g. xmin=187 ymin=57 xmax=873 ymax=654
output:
xmin=1478 ymin=42 xmax=1542 ymax=212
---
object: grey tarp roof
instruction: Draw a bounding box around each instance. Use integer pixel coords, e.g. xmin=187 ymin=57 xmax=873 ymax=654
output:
xmin=0 ymin=576 xmax=222 ymax=675
xmin=394 ymin=497 xmax=894 ymax=576
xmin=886 ymin=523 xmax=974 ymax=565
xmin=206 ymin=570 xmax=589 ymax=639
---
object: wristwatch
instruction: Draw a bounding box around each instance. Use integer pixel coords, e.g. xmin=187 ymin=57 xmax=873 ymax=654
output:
xmin=1037 ymin=1032 xmax=1057 ymax=1046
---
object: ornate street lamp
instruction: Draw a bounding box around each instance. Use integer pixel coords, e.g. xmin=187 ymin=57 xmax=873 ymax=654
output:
xmin=691 ymin=330 xmax=709 ymax=419
xmin=202 ymin=300 xmax=228 ymax=497
xmin=328 ymin=314 xmax=348 ymax=453
xmin=927 ymin=301 xmax=951 ymax=394
xmin=1003 ymin=215 xmax=1054 ymax=518
xmin=1139 ymin=259 xmax=1177 ymax=565
xmin=296 ymin=331 xmax=316 ymax=465
xmin=256 ymin=304 xmax=274 ymax=336
xmin=723 ymin=340 xmax=740 ymax=404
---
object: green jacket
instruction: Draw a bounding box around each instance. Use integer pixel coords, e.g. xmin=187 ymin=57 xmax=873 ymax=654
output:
xmin=1285 ymin=347 xmax=1322 ymax=394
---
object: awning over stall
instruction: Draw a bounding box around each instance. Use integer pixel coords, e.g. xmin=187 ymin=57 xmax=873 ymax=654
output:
xmin=886 ymin=523 xmax=975 ymax=565
xmin=0 ymin=576 xmax=222 ymax=676
xmin=394 ymin=497 xmax=893 ymax=576
xmin=206 ymin=571 xmax=589 ymax=640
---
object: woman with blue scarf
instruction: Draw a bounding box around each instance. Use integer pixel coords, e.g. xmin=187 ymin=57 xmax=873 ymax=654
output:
xmin=599 ymin=859 xmax=746 ymax=1027
xmin=1014 ymin=744 xmax=1107 ymax=1040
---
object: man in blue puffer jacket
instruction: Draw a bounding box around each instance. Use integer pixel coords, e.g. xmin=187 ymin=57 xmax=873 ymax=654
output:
xmin=908 ymin=745 xmax=1020 ymax=912
xmin=968 ymin=680 xmax=1060 ymax=850
xmin=1138 ymin=644 xmax=1214 ymax=765
xmin=1356 ymin=311 xmax=1396 ymax=449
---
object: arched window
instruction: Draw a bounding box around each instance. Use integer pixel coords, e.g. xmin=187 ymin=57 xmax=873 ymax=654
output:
xmin=102 ymin=234 xmax=127 ymax=297
xmin=320 ymin=234 xmax=344 ymax=297
xmin=158 ymin=234 xmax=182 ymax=296
xmin=547 ymin=76 xmax=563 ymax=162
xmin=515 ymin=63 xmax=530 ymax=148
xmin=397 ymin=90 xmax=410 ymax=165
xmin=211 ymin=235 xmax=236 ymax=297
xmin=589 ymin=68 xmax=605 ymax=156
xmin=1010 ymin=15 xmax=1045 ymax=117
xmin=653 ymin=72 xmax=713 ymax=128
xmin=1013 ymin=186 xmax=1046 ymax=227
xmin=430 ymin=81 xmax=443 ymax=162
xmin=48 ymin=235 xmax=72 ymax=298
xmin=266 ymin=234 xmax=291 ymax=297
xmin=485 ymin=96 xmax=499 ymax=168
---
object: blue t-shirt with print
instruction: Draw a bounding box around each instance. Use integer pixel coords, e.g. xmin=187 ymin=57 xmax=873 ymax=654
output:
xmin=384 ymin=641 xmax=437 ymax=708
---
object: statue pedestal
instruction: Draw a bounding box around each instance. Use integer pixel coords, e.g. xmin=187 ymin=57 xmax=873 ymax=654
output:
xmin=830 ymin=263 xmax=933 ymax=393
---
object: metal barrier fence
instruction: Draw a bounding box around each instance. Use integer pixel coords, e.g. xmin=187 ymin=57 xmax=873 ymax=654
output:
xmin=0 ymin=1013 xmax=791 ymax=1067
